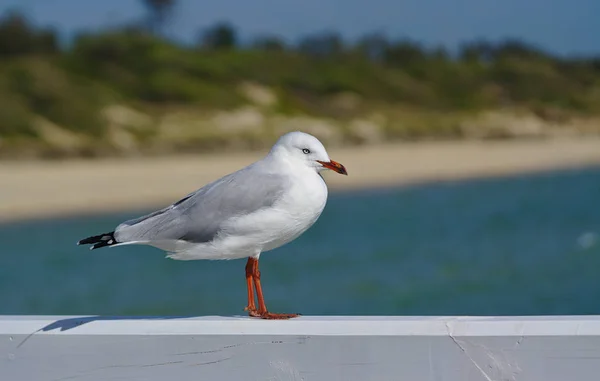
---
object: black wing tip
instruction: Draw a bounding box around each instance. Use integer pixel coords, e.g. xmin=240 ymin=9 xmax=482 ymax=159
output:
xmin=77 ymin=232 xmax=117 ymax=250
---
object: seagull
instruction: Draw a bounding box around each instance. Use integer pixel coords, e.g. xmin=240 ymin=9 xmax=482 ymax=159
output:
xmin=77 ymin=131 xmax=348 ymax=319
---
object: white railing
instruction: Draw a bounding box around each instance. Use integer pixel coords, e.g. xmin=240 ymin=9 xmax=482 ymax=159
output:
xmin=2 ymin=315 xmax=599 ymax=381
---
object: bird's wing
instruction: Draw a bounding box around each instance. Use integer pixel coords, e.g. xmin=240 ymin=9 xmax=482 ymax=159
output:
xmin=114 ymin=162 xmax=288 ymax=244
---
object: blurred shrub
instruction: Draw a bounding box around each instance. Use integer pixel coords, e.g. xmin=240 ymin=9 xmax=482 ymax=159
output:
xmin=0 ymin=15 xmax=599 ymax=147
xmin=4 ymin=59 xmax=104 ymax=135
xmin=0 ymin=11 xmax=58 ymax=57
xmin=198 ymin=22 xmax=238 ymax=50
xmin=54 ymin=24 xmax=600 ymax=114
xmin=0 ymin=94 xmax=35 ymax=137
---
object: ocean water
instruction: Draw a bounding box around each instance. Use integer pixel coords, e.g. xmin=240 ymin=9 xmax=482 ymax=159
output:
xmin=1 ymin=166 xmax=600 ymax=317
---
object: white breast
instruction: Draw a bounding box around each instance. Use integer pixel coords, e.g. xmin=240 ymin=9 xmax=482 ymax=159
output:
xmin=260 ymin=170 xmax=329 ymax=251
xmin=213 ymin=167 xmax=328 ymax=256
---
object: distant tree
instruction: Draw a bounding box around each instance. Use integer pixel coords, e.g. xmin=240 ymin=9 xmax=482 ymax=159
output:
xmin=252 ymin=35 xmax=286 ymax=52
xmin=354 ymin=32 xmax=389 ymax=61
xmin=460 ymin=40 xmax=496 ymax=62
xmin=460 ymin=39 xmax=547 ymax=64
xmin=591 ymin=58 xmax=600 ymax=72
xmin=430 ymin=46 xmax=449 ymax=62
xmin=141 ymin=0 xmax=176 ymax=34
xmin=0 ymin=11 xmax=58 ymax=56
xmin=36 ymin=28 xmax=59 ymax=54
xmin=297 ymin=31 xmax=344 ymax=58
xmin=0 ymin=11 xmax=34 ymax=56
xmin=493 ymin=39 xmax=547 ymax=60
xmin=199 ymin=22 xmax=237 ymax=50
xmin=384 ymin=39 xmax=426 ymax=67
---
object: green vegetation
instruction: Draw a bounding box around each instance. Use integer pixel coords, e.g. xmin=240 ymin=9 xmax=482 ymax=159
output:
xmin=0 ymin=8 xmax=599 ymax=158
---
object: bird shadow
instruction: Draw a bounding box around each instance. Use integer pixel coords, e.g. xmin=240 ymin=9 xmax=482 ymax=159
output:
xmin=16 ymin=315 xmax=198 ymax=349
xmin=40 ymin=315 xmax=184 ymax=332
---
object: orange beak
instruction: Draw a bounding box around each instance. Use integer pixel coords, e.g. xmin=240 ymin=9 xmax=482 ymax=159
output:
xmin=316 ymin=160 xmax=348 ymax=175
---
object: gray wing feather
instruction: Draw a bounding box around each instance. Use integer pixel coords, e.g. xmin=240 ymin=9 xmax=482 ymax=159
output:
xmin=114 ymin=162 xmax=287 ymax=244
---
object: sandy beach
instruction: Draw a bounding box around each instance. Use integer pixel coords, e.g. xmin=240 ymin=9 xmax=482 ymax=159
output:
xmin=2 ymin=137 xmax=600 ymax=222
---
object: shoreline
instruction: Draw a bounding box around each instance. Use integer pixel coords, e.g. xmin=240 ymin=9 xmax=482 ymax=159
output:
xmin=2 ymin=137 xmax=600 ymax=223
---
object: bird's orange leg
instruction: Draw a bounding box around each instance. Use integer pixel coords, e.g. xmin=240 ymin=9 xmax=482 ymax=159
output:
xmin=243 ymin=258 xmax=257 ymax=314
xmin=247 ymin=257 xmax=299 ymax=320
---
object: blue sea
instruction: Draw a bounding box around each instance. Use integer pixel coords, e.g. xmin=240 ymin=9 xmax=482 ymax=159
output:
xmin=1 ymin=167 xmax=599 ymax=317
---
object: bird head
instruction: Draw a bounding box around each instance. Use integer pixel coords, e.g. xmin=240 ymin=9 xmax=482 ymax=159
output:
xmin=271 ymin=131 xmax=348 ymax=175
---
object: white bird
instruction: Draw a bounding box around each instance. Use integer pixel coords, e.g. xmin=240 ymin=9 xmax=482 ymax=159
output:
xmin=77 ymin=131 xmax=348 ymax=319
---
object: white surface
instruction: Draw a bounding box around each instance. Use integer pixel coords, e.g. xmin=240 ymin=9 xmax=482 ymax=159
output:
xmin=2 ymin=315 xmax=600 ymax=381
xmin=3 ymin=315 xmax=600 ymax=336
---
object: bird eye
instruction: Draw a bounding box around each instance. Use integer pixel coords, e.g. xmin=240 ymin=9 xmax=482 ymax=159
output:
xmin=302 ymin=148 xmax=310 ymax=154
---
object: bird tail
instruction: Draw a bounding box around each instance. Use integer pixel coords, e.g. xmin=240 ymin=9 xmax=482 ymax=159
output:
xmin=77 ymin=231 xmax=118 ymax=250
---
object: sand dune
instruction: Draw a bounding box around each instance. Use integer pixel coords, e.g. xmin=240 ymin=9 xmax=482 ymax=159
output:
xmin=2 ymin=137 xmax=600 ymax=222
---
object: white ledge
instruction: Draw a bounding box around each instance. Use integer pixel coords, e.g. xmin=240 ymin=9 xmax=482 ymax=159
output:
xmin=2 ymin=314 xmax=600 ymax=336
xmin=2 ymin=315 xmax=600 ymax=381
